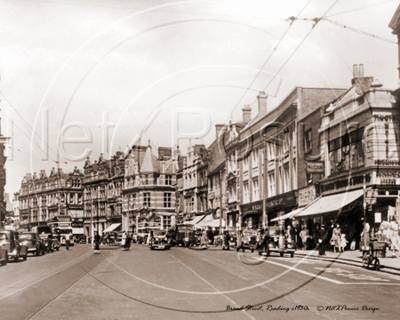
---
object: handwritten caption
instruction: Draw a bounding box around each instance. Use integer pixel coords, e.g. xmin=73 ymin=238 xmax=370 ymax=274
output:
xmin=226 ymin=305 xmax=380 ymax=313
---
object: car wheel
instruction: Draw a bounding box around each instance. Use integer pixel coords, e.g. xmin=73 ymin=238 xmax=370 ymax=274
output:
xmin=4 ymin=252 xmax=8 ymax=265
xmin=236 ymin=247 xmax=239 ymax=252
xmin=290 ymin=252 xmax=294 ymax=258
xmin=36 ymin=248 xmax=40 ymax=256
xmin=150 ymin=247 xmax=154 ymax=250
xmin=251 ymin=249 xmax=254 ymax=253
xmin=56 ymin=247 xmax=59 ymax=251
xmin=242 ymin=248 xmax=245 ymax=253
xmin=14 ymin=254 xmax=19 ymax=262
xmin=23 ymin=254 xmax=27 ymax=261
xmin=280 ymin=252 xmax=284 ymax=257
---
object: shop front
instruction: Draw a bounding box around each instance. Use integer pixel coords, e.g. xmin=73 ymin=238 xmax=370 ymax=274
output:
xmin=265 ymin=191 xmax=297 ymax=226
xmin=241 ymin=201 xmax=263 ymax=230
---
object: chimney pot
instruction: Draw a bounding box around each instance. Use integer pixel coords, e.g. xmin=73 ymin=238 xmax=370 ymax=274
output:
xmin=353 ymin=64 xmax=359 ymax=77
xmin=359 ymin=64 xmax=364 ymax=77
xmin=257 ymin=92 xmax=268 ymax=114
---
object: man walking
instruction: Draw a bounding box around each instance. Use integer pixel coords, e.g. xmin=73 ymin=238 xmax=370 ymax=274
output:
xmin=94 ymin=231 xmax=101 ymax=254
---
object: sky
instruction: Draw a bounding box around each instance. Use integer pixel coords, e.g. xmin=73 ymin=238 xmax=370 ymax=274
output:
xmin=0 ymin=0 xmax=399 ymax=196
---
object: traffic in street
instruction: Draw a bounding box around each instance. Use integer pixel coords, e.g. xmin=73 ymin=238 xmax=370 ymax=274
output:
xmin=1 ymin=242 xmax=399 ymax=320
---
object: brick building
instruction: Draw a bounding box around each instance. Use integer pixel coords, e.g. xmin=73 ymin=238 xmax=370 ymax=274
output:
xmin=18 ymin=167 xmax=84 ymax=231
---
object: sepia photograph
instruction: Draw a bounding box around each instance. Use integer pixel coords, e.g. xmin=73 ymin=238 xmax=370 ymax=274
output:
xmin=1 ymin=0 xmax=400 ymax=319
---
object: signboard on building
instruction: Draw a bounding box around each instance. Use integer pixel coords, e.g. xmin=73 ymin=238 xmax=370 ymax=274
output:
xmin=375 ymin=212 xmax=381 ymax=223
xmin=298 ymin=185 xmax=316 ymax=207
xmin=265 ymin=191 xmax=296 ymax=209
xmin=377 ymin=172 xmax=400 ymax=185
xmin=306 ymin=161 xmax=324 ymax=173
xmin=241 ymin=201 xmax=263 ymax=213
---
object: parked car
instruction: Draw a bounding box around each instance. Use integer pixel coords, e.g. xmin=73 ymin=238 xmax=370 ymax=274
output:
xmin=49 ymin=236 xmax=60 ymax=251
xmin=0 ymin=246 xmax=7 ymax=266
xmin=0 ymin=229 xmax=28 ymax=262
xmin=237 ymin=229 xmax=258 ymax=252
xmin=20 ymin=232 xmax=46 ymax=256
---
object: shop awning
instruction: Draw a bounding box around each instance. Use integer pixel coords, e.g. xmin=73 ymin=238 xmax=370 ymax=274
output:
xmin=270 ymin=208 xmax=304 ymax=222
xmin=183 ymin=215 xmax=206 ymax=225
xmin=205 ymin=219 xmax=226 ymax=228
xmin=195 ymin=215 xmax=215 ymax=228
xmin=296 ymin=189 xmax=363 ymax=217
xmin=72 ymin=228 xmax=84 ymax=234
xmin=103 ymin=223 xmax=121 ymax=233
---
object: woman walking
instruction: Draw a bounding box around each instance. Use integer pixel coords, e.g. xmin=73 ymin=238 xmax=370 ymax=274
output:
xmin=331 ymin=223 xmax=341 ymax=252
xmin=124 ymin=233 xmax=132 ymax=251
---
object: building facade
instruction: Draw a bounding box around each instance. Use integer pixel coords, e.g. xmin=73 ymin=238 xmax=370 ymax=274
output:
xmin=18 ymin=167 xmax=84 ymax=231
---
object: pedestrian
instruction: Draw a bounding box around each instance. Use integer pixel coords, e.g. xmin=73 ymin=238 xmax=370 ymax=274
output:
xmin=124 ymin=233 xmax=132 ymax=251
xmin=317 ymin=225 xmax=326 ymax=255
xmin=122 ymin=231 xmax=127 ymax=247
xmin=94 ymin=231 xmax=101 ymax=254
xmin=330 ymin=223 xmax=341 ymax=253
xmin=236 ymin=229 xmax=243 ymax=250
xmin=299 ymin=225 xmax=309 ymax=250
xmin=294 ymin=225 xmax=302 ymax=250
xmin=65 ymin=233 xmax=71 ymax=250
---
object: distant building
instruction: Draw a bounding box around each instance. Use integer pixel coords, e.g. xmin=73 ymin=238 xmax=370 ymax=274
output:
xmin=18 ymin=167 xmax=84 ymax=231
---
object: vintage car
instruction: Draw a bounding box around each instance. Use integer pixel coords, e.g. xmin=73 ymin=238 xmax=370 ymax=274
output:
xmin=167 ymin=224 xmax=196 ymax=247
xmin=0 ymin=229 xmax=28 ymax=262
xmin=48 ymin=235 xmax=60 ymax=251
xmin=149 ymin=230 xmax=171 ymax=250
xmin=20 ymin=232 xmax=47 ymax=256
xmin=222 ymin=231 xmax=237 ymax=250
xmin=0 ymin=246 xmax=7 ymax=266
xmin=258 ymin=226 xmax=295 ymax=257
xmin=237 ymin=229 xmax=258 ymax=252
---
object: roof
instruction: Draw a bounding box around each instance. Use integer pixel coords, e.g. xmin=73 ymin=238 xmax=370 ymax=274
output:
xmin=140 ymin=146 xmax=159 ymax=173
xmin=206 ymin=138 xmax=225 ymax=175
xmin=389 ymin=4 xmax=400 ymax=33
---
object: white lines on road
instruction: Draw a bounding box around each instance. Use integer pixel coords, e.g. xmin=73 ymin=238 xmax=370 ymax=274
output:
xmin=102 ymin=251 xmax=308 ymax=295
xmin=0 ymin=250 xmax=93 ymax=302
xmin=167 ymin=252 xmax=256 ymax=320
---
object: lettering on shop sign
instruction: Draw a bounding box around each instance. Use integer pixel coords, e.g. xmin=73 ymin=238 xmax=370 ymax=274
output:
xmin=377 ymin=172 xmax=399 ymax=185
xmin=299 ymin=186 xmax=316 ymax=207
xmin=374 ymin=160 xmax=400 ymax=166
xmin=373 ymin=114 xmax=397 ymax=122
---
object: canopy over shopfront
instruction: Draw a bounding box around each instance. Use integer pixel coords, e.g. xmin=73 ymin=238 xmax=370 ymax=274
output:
xmin=195 ymin=214 xmax=214 ymax=228
xmin=270 ymin=207 xmax=305 ymax=222
xmin=103 ymin=223 xmax=121 ymax=233
xmin=296 ymin=189 xmax=364 ymax=217
xmin=202 ymin=219 xmax=226 ymax=228
xmin=183 ymin=215 xmax=205 ymax=225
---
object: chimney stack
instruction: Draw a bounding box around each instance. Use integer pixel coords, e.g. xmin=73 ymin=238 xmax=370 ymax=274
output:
xmin=257 ymin=91 xmax=268 ymax=114
xmin=242 ymin=105 xmax=252 ymax=123
xmin=351 ymin=64 xmax=373 ymax=95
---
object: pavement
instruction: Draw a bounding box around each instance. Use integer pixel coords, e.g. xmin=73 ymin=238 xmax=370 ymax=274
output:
xmin=294 ymin=249 xmax=400 ymax=276
xmin=189 ymin=244 xmax=400 ymax=275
